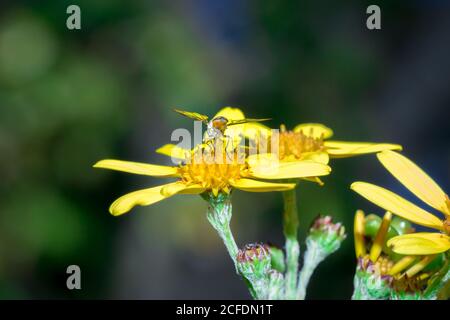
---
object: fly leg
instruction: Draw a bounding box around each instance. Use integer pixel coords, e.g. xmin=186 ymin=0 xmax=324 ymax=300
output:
xmin=223 ymin=134 xmax=235 ymax=162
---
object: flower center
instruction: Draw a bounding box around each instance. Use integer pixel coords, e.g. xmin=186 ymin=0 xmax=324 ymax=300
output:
xmin=391 ymin=275 xmax=428 ymax=293
xmin=278 ymin=125 xmax=324 ymax=161
xmin=359 ymin=254 xmax=394 ymax=276
xmin=178 ymin=147 xmax=248 ymax=193
xmin=237 ymin=243 xmax=270 ymax=263
xmin=358 ymin=254 xmax=429 ymax=293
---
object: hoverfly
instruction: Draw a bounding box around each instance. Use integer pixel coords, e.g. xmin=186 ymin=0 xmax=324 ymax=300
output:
xmin=173 ymin=108 xmax=271 ymax=143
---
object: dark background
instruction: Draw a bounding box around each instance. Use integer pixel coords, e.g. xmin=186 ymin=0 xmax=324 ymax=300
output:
xmin=0 ymin=0 xmax=449 ymax=299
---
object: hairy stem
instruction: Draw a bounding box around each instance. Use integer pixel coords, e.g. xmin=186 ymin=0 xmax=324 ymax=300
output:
xmin=297 ymin=239 xmax=326 ymax=299
xmin=205 ymin=193 xmax=239 ymax=270
xmin=282 ymin=187 xmax=300 ymax=299
xmin=204 ymin=192 xmax=257 ymax=298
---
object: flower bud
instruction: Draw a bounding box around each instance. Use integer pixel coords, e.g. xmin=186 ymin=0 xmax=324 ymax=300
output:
xmin=237 ymin=243 xmax=272 ymax=280
xmin=353 ymin=256 xmax=393 ymax=300
xmin=308 ymin=215 xmax=346 ymax=254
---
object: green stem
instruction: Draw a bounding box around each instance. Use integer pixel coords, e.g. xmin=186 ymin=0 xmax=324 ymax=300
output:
xmin=297 ymin=239 xmax=325 ymax=299
xmin=220 ymin=224 xmax=239 ymax=268
xmin=204 ymin=192 xmax=257 ymax=298
xmin=282 ymin=187 xmax=300 ymax=299
xmin=205 ymin=193 xmax=239 ymax=271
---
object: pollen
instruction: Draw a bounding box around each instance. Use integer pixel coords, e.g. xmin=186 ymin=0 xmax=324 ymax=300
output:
xmin=278 ymin=125 xmax=325 ymax=161
xmin=178 ymin=147 xmax=248 ymax=195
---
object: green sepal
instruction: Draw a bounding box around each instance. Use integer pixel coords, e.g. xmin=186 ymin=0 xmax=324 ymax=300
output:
xmin=390 ymin=216 xmax=413 ymax=235
xmin=423 ymin=253 xmax=446 ymax=273
xmin=269 ymin=246 xmax=286 ymax=273
xmin=424 ymin=259 xmax=450 ymax=299
xmin=364 ymin=214 xmax=399 ymax=240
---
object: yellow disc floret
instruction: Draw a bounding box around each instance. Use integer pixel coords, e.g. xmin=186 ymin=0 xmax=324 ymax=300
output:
xmin=278 ymin=125 xmax=324 ymax=161
xmin=178 ymin=146 xmax=249 ymax=195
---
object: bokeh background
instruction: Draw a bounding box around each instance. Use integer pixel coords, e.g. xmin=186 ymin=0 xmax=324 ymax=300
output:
xmin=0 ymin=0 xmax=449 ymax=299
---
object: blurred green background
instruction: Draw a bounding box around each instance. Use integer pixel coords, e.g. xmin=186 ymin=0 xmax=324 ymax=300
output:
xmin=0 ymin=0 xmax=449 ymax=299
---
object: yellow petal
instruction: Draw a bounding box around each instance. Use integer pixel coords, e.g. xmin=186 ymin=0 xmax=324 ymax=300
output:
xmin=242 ymin=122 xmax=272 ymax=139
xmin=354 ymin=210 xmax=366 ymax=258
xmin=293 ymin=123 xmax=334 ymax=139
xmin=301 ymin=151 xmax=330 ymax=164
xmin=177 ymin=184 xmax=206 ymax=195
xmin=351 ymin=182 xmax=443 ymax=230
xmin=325 ymin=141 xmax=402 ymax=157
xmin=377 ymin=150 xmax=449 ymax=215
xmin=213 ymin=106 xmax=245 ymax=121
xmin=387 ymin=233 xmax=450 ymax=255
xmin=247 ymin=153 xmax=279 ymax=167
xmin=160 ymin=182 xmax=203 ymax=196
xmin=201 ymin=107 xmax=247 ymax=143
xmin=156 ymin=144 xmax=188 ymax=160
xmin=109 ymin=182 xmax=178 ymax=216
xmin=249 ymin=160 xmax=331 ymax=180
xmin=230 ymin=178 xmax=296 ymax=192
xmin=94 ymin=159 xmax=179 ymax=177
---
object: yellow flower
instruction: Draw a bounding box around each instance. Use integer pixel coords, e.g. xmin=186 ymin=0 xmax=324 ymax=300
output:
xmin=354 ymin=210 xmax=438 ymax=291
xmin=351 ymin=150 xmax=450 ymax=255
xmin=248 ymin=123 xmax=402 ymax=165
xmin=94 ymin=144 xmax=331 ymax=216
xmin=159 ymin=120 xmax=401 ymax=185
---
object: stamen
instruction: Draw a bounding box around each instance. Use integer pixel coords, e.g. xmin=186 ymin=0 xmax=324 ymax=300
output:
xmin=417 ymin=273 xmax=430 ymax=281
xmin=405 ymin=255 xmax=436 ymax=278
xmin=354 ymin=210 xmax=366 ymax=258
xmin=388 ymin=256 xmax=416 ymax=276
xmin=369 ymin=211 xmax=392 ymax=262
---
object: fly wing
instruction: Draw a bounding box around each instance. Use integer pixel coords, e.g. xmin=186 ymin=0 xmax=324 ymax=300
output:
xmin=227 ymin=118 xmax=271 ymax=126
xmin=173 ymin=109 xmax=209 ymax=122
